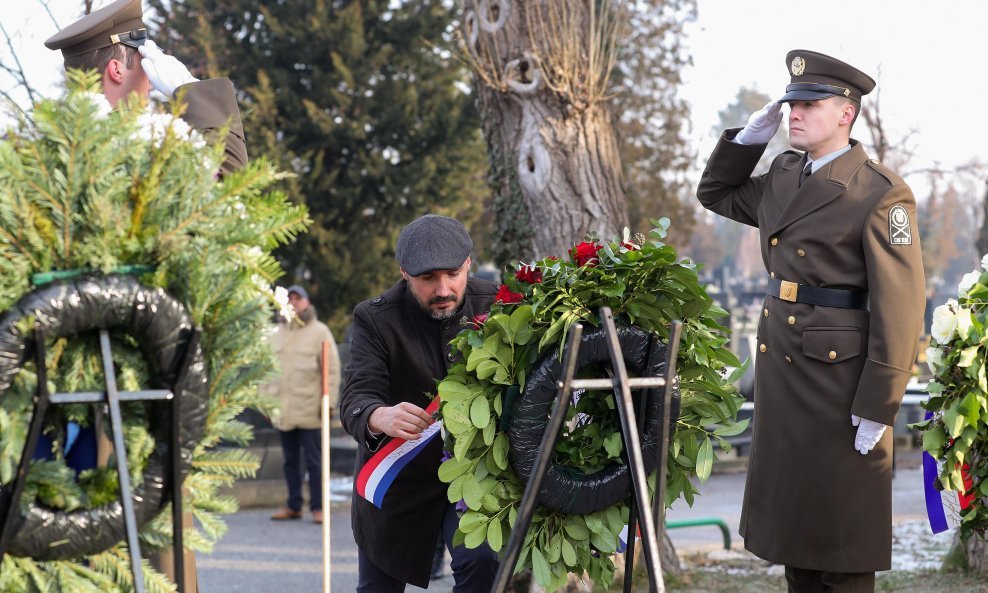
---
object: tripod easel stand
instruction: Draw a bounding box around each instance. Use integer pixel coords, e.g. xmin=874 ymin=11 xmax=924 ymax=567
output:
xmin=489 ymin=307 xmax=682 ymax=593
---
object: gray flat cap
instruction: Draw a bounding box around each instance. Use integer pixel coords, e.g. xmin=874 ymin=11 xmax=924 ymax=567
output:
xmin=396 ymin=214 xmax=472 ymax=277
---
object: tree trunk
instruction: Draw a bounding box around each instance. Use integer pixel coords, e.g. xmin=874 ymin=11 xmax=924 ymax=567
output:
xmin=964 ymin=533 xmax=988 ymax=575
xmin=465 ymin=0 xmax=628 ymax=265
xmin=976 ymin=180 xmax=988 ymax=259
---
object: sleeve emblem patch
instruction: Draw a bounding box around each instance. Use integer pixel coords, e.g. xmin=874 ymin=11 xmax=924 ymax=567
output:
xmin=889 ymin=205 xmax=912 ymax=245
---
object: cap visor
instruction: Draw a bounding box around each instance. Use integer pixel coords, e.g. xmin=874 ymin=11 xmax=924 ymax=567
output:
xmin=118 ymin=37 xmax=148 ymax=50
xmin=778 ymin=89 xmax=839 ymax=103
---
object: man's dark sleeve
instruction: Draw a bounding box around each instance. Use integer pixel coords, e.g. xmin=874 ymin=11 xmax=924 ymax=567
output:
xmin=339 ymin=304 xmax=390 ymax=449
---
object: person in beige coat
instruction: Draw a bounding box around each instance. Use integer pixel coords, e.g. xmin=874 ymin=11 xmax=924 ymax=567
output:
xmin=269 ymin=285 xmax=340 ymax=524
xmin=697 ymin=50 xmax=925 ymax=593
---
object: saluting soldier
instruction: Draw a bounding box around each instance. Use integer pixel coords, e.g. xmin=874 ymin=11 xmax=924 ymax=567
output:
xmin=697 ymin=50 xmax=925 ymax=592
xmin=43 ymin=2 xmax=250 ymax=590
xmin=45 ymin=0 xmax=247 ymax=176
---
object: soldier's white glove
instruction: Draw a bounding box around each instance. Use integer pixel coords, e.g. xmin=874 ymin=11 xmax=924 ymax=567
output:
xmin=851 ymin=414 xmax=887 ymax=455
xmin=139 ymin=40 xmax=198 ymax=99
xmin=734 ymin=101 xmax=784 ymax=145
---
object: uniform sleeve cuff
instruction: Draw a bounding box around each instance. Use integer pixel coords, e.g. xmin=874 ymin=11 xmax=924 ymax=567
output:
xmin=851 ymin=358 xmax=912 ymax=426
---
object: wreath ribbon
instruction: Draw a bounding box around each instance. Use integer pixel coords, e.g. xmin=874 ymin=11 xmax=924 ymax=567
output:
xmin=356 ymin=396 xmax=442 ymax=509
xmin=922 ymin=411 xmax=975 ymax=534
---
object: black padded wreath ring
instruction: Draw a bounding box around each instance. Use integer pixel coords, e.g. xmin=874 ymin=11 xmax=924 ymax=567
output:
xmin=506 ymin=324 xmax=680 ymax=515
xmin=0 ymin=275 xmax=208 ymax=560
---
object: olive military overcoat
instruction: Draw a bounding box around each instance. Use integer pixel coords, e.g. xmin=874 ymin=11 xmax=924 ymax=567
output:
xmin=697 ymin=131 xmax=925 ymax=572
xmin=339 ymin=277 xmax=497 ymax=587
xmin=178 ymin=78 xmax=248 ymax=177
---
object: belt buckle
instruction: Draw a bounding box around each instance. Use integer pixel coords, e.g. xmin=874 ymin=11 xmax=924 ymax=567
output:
xmin=779 ymin=280 xmax=798 ymax=303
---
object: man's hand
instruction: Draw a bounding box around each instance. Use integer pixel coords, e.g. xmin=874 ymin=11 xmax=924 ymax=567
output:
xmin=369 ymin=402 xmax=434 ymax=440
xmin=851 ymin=414 xmax=888 ymax=455
xmin=139 ymin=40 xmax=198 ymax=99
xmin=734 ymin=100 xmax=784 ymax=145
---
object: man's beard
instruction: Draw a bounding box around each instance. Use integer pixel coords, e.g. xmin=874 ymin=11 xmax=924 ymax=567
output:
xmin=414 ymin=293 xmax=463 ymax=320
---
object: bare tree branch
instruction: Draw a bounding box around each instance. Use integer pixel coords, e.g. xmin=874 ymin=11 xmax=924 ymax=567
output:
xmin=0 ymin=20 xmax=37 ymax=105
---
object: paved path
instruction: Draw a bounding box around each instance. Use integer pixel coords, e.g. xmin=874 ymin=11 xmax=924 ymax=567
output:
xmin=196 ymin=459 xmax=936 ymax=592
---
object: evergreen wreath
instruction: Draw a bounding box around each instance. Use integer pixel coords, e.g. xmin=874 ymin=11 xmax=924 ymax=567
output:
xmin=437 ymin=222 xmax=748 ymax=591
xmin=916 ymin=259 xmax=988 ymax=539
xmin=0 ymin=70 xmax=308 ymax=592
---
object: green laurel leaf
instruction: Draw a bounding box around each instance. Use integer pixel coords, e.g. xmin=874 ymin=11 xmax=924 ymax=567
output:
xmin=531 ymin=548 xmax=550 ymax=587
xmin=470 ymin=396 xmax=491 ymax=428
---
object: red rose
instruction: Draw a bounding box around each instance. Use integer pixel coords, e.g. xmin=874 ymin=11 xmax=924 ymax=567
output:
xmin=515 ymin=264 xmax=542 ymax=284
xmin=495 ymin=285 xmax=524 ymax=304
xmin=471 ymin=313 xmax=489 ymax=328
xmin=570 ymin=241 xmax=602 ymax=267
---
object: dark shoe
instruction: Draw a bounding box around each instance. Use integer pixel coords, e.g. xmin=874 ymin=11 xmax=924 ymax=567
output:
xmin=270 ymin=508 xmax=303 ymax=520
xmin=311 ymin=510 xmax=324 ymax=524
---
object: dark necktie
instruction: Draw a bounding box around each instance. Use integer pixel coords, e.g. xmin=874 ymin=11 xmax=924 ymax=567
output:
xmin=799 ymin=160 xmax=812 ymax=187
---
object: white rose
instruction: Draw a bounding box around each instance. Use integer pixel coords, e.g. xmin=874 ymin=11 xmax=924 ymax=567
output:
xmin=273 ymin=286 xmax=292 ymax=320
xmin=981 ymin=254 xmax=988 ymax=271
xmin=925 ymin=346 xmax=944 ymax=375
xmin=958 ymin=270 xmax=981 ymax=297
xmin=79 ymin=92 xmax=112 ymax=119
xmin=930 ymin=301 xmax=958 ymax=344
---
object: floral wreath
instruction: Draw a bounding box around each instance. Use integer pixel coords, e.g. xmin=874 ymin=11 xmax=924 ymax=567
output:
xmin=437 ymin=222 xmax=747 ymax=590
xmin=917 ymin=256 xmax=988 ymax=540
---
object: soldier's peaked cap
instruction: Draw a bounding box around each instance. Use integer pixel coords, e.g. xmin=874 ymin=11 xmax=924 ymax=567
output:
xmin=779 ymin=49 xmax=876 ymax=103
xmin=45 ymin=0 xmax=149 ymax=59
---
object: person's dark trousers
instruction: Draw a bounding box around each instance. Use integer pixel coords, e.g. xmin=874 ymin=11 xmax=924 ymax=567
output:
xmin=356 ymin=503 xmax=499 ymax=593
xmin=784 ymin=565 xmax=875 ymax=593
xmin=277 ymin=428 xmax=322 ymax=512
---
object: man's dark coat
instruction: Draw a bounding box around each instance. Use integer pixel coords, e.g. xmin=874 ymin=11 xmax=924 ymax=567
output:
xmin=340 ymin=277 xmax=496 ymax=586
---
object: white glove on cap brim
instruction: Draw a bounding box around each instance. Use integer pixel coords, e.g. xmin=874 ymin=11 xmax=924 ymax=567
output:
xmin=139 ymin=39 xmax=198 ymax=99
xmin=851 ymin=414 xmax=887 ymax=455
xmin=734 ymin=100 xmax=784 ymax=145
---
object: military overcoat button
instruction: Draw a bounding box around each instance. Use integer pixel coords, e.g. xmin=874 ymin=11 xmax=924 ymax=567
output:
xmin=371 ymin=297 xmax=383 ymax=305
xmin=447 ymin=352 xmax=455 ymax=361
xmin=785 ymin=355 xmax=792 ymax=363
xmin=352 ymin=407 xmax=363 ymax=415
xmin=770 ymin=237 xmax=779 ymax=246
xmin=770 ymin=272 xmax=776 ymax=278
xmin=797 ymin=249 xmax=806 ymax=257
xmin=788 ymin=316 xmax=796 ymax=325
xmin=763 ymin=308 xmax=769 ymax=317
xmin=828 ymin=351 xmax=837 ymax=360
xmin=759 ymin=344 xmax=767 ymax=353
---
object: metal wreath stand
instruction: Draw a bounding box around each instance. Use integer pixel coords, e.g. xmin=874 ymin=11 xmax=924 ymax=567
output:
xmin=491 ymin=307 xmax=683 ymax=593
xmin=0 ymin=278 xmax=202 ymax=593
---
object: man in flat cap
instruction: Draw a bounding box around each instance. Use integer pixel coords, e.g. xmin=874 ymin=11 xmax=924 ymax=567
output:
xmin=45 ymin=0 xmax=247 ymax=176
xmin=696 ymin=50 xmax=925 ymax=592
xmin=340 ymin=214 xmax=499 ymax=591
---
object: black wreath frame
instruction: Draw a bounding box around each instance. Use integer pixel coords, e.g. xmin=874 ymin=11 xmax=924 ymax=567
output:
xmin=0 ymin=275 xmax=208 ymax=560
xmin=506 ymin=324 xmax=680 ymax=514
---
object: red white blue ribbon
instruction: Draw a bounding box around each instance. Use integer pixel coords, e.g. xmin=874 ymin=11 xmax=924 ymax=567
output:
xmin=922 ymin=411 xmax=975 ymax=534
xmin=356 ymin=396 xmax=442 ymax=509
xmin=616 ymin=523 xmax=640 ymax=554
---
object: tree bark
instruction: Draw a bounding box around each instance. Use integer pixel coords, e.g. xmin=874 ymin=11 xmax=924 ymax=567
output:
xmin=465 ymin=0 xmax=628 ymax=265
xmin=964 ymin=533 xmax=988 ymax=575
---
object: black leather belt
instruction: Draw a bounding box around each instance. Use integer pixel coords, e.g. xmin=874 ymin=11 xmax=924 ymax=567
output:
xmin=767 ymin=277 xmax=868 ymax=309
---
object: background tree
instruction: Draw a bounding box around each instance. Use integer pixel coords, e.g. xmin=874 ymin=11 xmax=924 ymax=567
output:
xmin=612 ymin=0 xmax=697 ymax=251
xmin=463 ymin=0 xmax=630 ymax=266
xmin=146 ymin=0 xmax=489 ymax=332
